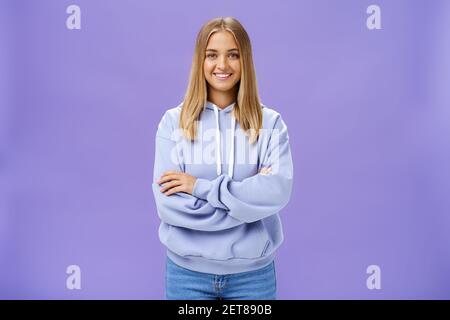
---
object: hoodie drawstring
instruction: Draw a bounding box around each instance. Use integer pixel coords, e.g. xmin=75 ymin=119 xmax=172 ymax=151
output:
xmin=213 ymin=105 xmax=235 ymax=179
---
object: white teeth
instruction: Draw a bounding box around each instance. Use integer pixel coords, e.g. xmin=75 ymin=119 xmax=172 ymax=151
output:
xmin=214 ymin=73 xmax=231 ymax=79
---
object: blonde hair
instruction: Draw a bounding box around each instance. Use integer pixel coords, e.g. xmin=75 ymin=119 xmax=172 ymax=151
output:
xmin=180 ymin=17 xmax=262 ymax=144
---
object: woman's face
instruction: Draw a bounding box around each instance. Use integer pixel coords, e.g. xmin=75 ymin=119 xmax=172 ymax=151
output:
xmin=204 ymin=30 xmax=241 ymax=95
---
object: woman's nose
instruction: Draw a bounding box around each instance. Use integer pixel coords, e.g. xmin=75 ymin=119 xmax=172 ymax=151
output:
xmin=217 ymin=56 xmax=227 ymax=69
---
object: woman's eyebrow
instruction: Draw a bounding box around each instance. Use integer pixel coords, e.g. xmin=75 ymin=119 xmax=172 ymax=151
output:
xmin=206 ymin=48 xmax=239 ymax=52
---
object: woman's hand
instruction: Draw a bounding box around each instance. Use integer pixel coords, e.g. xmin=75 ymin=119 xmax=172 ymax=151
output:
xmin=156 ymin=171 xmax=197 ymax=196
xmin=259 ymin=166 xmax=272 ymax=175
xmin=156 ymin=167 xmax=271 ymax=196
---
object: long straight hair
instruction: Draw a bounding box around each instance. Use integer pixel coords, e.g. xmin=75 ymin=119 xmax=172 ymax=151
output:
xmin=180 ymin=17 xmax=262 ymax=144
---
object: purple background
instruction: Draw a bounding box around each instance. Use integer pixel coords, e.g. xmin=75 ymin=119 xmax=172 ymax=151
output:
xmin=1 ymin=0 xmax=450 ymax=299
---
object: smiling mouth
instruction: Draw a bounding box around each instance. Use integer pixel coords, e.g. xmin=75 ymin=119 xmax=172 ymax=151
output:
xmin=213 ymin=73 xmax=232 ymax=80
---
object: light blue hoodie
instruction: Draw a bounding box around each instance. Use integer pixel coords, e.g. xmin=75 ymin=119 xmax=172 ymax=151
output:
xmin=152 ymin=101 xmax=293 ymax=275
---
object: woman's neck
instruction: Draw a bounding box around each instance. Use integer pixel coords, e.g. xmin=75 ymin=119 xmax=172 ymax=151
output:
xmin=207 ymin=87 xmax=237 ymax=109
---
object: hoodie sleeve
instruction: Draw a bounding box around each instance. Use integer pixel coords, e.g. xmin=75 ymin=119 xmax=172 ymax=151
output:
xmin=152 ymin=111 xmax=244 ymax=231
xmin=192 ymin=115 xmax=294 ymax=223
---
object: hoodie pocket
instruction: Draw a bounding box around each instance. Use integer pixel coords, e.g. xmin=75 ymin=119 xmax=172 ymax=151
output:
xmin=164 ymin=221 xmax=271 ymax=260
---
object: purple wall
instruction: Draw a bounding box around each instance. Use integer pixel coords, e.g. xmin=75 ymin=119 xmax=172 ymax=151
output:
xmin=1 ymin=0 xmax=449 ymax=299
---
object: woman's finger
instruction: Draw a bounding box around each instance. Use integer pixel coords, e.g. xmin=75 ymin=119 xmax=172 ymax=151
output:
xmin=160 ymin=180 xmax=181 ymax=193
xmin=165 ymin=185 xmax=182 ymax=196
xmin=157 ymin=174 xmax=179 ymax=184
xmin=259 ymin=166 xmax=272 ymax=175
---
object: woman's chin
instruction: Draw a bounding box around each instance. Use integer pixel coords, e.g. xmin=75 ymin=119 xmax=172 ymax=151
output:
xmin=210 ymin=82 xmax=238 ymax=93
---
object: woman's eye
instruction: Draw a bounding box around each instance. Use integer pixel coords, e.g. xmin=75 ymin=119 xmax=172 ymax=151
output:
xmin=206 ymin=53 xmax=239 ymax=59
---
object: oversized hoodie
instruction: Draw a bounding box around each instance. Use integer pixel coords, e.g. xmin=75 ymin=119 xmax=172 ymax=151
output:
xmin=152 ymin=101 xmax=293 ymax=275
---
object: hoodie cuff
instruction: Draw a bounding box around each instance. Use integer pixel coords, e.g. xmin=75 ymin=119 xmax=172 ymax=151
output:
xmin=192 ymin=178 xmax=213 ymax=200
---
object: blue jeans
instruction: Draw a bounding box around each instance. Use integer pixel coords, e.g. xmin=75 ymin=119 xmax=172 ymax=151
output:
xmin=165 ymin=257 xmax=277 ymax=300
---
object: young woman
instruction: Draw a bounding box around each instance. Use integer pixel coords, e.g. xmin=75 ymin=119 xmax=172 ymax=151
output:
xmin=152 ymin=17 xmax=293 ymax=300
